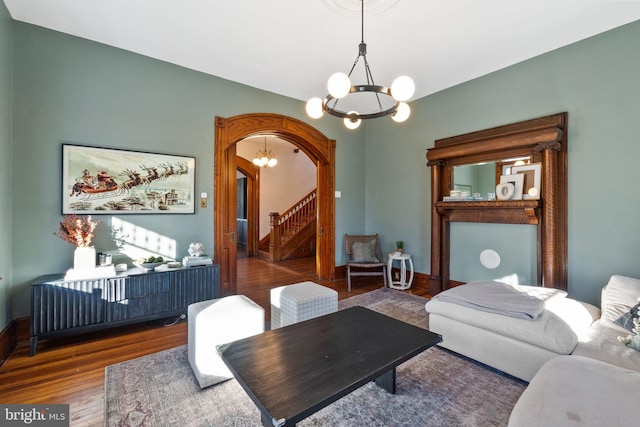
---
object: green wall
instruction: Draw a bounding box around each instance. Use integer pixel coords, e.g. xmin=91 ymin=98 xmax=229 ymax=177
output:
xmin=9 ymin=22 xmax=365 ymax=319
xmin=5 ymin=15 xmax=640 ymax=324
xmin=365 ymin=19 xmax=640 ymax=305
xmin=0 ymin=1 xmax=13 ymax=330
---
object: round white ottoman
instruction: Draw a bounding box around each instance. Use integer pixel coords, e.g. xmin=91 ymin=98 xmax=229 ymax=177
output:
xmin=188 ymin=295 xmax=264 ymax=389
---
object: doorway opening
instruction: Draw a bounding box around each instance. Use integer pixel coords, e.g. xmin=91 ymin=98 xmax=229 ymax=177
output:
xmin=214 ymin=113 xmax=336 ymax=296
xmin=236 ymin=136 xmax=317 ymax=262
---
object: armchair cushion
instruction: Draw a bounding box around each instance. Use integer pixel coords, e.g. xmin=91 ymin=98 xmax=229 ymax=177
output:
xmin=351 ymin=240 xmax=379 ymax=262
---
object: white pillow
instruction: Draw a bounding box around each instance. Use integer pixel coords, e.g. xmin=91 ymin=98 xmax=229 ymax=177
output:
xmin=601 ymin=275 xmax=640 ymax=329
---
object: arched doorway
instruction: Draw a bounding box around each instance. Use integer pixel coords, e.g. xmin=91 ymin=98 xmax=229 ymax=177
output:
xmin=214 ymin=113 xmax=336 ymax=296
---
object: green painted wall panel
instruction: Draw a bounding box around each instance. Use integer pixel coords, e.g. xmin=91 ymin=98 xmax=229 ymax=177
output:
xmin=9 ymin=23 xmax=364 ymax=318
xmin=0 ymin=1 xmax=13 ymax=330
xmin=6 ymin=16 xmax=640 ymax=322
xmin=365 ymin=20 xmax=640 ymax=305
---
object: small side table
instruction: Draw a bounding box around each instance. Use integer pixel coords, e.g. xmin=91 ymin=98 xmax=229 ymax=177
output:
xmin=387 ymin=253 xmax=414 ymax=290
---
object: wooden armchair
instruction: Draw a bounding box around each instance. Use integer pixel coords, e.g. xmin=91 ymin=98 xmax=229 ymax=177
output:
xmin=344 ymin=234 xmax=387 ymax=292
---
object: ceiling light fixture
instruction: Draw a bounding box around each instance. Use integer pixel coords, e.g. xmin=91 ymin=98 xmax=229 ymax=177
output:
xmin=306 ymin=0 xmax=415 ymax=129
xmin=252 ymin=137 xmax=278 ymax=168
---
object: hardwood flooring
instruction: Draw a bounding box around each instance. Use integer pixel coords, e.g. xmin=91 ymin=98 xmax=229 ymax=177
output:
xmin=0 ymin=256 xmax=429 ymax=426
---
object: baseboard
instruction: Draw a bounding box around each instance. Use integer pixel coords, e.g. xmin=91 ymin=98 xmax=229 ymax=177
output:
xmin=0 ymin=317 xmax=29 ymax=365
xmin=336 ymin=264 xmax=430 ymax=292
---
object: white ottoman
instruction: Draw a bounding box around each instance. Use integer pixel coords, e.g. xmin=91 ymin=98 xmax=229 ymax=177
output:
xmin=270 ymin=281 xmax=338 ymax=329
xmin=188 ymin=295 xmax=264 ymax=389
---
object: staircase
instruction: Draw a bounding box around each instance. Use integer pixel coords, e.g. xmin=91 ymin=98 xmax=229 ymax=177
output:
xmin=258 ymin=190 xmax=317 ymax=262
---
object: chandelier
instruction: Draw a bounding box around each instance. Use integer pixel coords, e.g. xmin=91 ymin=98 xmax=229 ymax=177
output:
xmin=252 ymin=137 xmax=278 ymax=168
xmin=305 ymin=0 xmax=415 ymax=129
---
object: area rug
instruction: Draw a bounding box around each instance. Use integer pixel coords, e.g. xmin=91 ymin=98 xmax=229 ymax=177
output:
xmin=105 ymin=289 xmax=526 ymax=426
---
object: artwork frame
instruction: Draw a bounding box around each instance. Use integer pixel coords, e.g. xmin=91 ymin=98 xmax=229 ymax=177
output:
xmin=62 ymin=143 xmax=196 ymax=214
xmin=499 ymin=173 xmax=524 ymax=200
xmin=512 ymin=163 xmax=542 ymax=200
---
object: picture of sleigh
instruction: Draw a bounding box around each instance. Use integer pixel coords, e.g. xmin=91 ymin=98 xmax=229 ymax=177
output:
xmin=62 ymin=144 xmax=195 ymax=215
xmin=69 ymin=170 xmax=120 ymax=198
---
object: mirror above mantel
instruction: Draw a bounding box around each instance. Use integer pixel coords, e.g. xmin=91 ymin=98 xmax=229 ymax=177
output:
xmin=426 ymin=112 xmax=568 ymax=296
xmin=452 ymin=155 xmax=539 ymax=200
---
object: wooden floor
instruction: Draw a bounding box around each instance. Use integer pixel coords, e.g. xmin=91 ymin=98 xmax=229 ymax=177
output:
xmin=0 ymin=256 xmax=429 ymax=426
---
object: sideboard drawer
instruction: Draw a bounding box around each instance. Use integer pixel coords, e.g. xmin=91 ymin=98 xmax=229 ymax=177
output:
xmin=106 ymin=275 xmax=171 ymax=322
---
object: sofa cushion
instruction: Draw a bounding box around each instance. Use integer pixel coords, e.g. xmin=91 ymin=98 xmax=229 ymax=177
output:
xmin=425 ymin=296 xmax=598 ymax=354
xmin=614 ymin=301 xmax=640 ymax=332
xmin=508 ymin=355 xmax=640 ymax=427
xmin=601 ymin=275 xmax=640 ymax=330
xmin=573 ymin=320 xmax=640 ymax=372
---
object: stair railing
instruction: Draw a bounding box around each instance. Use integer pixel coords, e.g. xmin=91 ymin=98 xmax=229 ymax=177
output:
xmin=269 ymin=190 xmax=317 ymax=260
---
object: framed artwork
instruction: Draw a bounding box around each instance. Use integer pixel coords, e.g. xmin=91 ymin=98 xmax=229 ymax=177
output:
xmin=499 ymin=173 xmax=524 ymax=200
xmin=62 ymin=144 xmax=196 ymax=214
xmin=512 ymin=163 xmax=541 ymax=200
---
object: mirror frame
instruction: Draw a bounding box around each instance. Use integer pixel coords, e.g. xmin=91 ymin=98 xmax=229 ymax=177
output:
xmin=426 ymin=113 xmax=568 ymax=295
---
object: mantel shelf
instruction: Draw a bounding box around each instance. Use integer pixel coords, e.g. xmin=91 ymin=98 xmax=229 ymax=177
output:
xmin=435 ymin=200 xmax=540 ymax=224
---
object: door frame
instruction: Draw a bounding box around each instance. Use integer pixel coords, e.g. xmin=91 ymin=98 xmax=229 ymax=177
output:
xmin=214 ymin=113 xmax=336 ymax=296
xmin=236 ymin=156 xmax=259 ymax=257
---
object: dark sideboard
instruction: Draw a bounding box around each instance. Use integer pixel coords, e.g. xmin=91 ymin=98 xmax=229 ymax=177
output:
xmin=30 ymin=264 xmax=219 ymax=356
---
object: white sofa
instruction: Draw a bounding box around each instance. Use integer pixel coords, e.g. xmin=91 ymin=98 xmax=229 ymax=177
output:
xmin=425 ymin=282 xmax=600 ymax=381
xmin=509 ymin=275 xmax=640 ymax=426
xmin=425 ymin=275 xmax=640 ymax=426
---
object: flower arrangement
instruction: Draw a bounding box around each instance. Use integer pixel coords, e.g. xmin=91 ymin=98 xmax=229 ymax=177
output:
xmin=54 ymin=214 xmax=101 ymax=247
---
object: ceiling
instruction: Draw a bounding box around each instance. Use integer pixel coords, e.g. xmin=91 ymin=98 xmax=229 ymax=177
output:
xmin=4 ymin=0 xmax=640 ymax=104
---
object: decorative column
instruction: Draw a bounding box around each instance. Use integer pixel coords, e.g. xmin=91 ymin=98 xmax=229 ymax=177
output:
xmin=537 ymin=140 xmax=566 ymax=290
xmin=427 ymin=159 xmax=445 ymax=295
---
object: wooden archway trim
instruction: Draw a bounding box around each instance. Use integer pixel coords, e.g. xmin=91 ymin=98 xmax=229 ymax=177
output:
xmin=214 ymin=113 xmax=336 ymax=296
xmin=221 ymin=114 xmax=333 ymax=162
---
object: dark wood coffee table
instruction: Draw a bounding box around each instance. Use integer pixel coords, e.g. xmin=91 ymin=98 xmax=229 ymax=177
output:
xmin=217 ymin=306 xmax=442 ymax=427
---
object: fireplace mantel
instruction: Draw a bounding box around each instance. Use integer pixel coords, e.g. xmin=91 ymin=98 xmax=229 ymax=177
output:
xmin=426 ymin=113 xmax=568 ymax=295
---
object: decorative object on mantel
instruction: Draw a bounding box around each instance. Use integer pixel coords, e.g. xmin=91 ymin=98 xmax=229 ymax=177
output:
xmin=499 ymin=174 xmax=524 ymax=200
xmin=54 ymin=214 xmax=115 ymax=280
xmin=495 ymin=182 xmax=515 ymax=200
xmin=183 ymin=242 xmax=213 ymax=267
xmin=512 ymin=163 xmax=542 ymax=200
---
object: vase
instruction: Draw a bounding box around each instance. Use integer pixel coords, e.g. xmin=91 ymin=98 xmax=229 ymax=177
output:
xmin=74 ymin=246 xmax=96 ymax=270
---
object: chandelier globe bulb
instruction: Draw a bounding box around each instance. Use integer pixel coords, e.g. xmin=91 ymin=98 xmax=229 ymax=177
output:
xmin=268 ymin=157 xmax=278 ymax=167
xmin=306 ymin=97 xmax=324 ymax=119
xmin=327 ymin=72 xmax=351 ymax=99
xmin=391 ymin=76 xmax=415 ymax=102
xmin=344 ymin=112 xmax=362 ymax=129
xmin=391 ymin=102 xmax=411 ymax=123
